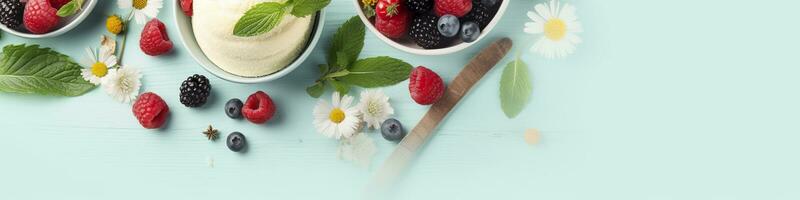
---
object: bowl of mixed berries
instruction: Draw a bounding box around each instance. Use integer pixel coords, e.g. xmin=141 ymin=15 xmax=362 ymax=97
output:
xmin=354 ymin=0 xmax=507 ymax=55
xmin=0 ymin=0 xmax=97 ymax=38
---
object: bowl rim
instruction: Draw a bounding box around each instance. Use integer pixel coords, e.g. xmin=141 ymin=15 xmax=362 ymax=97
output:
xmin=173 ymin=1 xmax=326 ymax=84
xmin=351 ymin=0 xmax=509 ymax=55
xmin=0 ymin=0 xmax=98 ymax=39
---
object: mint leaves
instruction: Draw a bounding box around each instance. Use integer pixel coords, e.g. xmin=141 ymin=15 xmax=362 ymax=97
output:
xmin=499 ymin=56 xmax=533 ymax=118
xmin=234 ymin=0 xmax=330 ymax=37
xmin=56 ymin=0 xmax=84 ymax=17
xmin=306 ymin=16 xmax=412 ymax=98
xmin=0 ymin=44 xmax=95 ymax=96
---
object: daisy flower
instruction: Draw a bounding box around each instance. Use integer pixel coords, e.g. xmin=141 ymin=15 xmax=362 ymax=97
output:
xmin=357 ymin=89 xmax=394 ymax=129
xmin=314 ymin=92 xmax=362 ymax=139
xmin=81 ymin=47 xmax=117 ymax=85
xmin=103 ymin=66 xmax=142 ymax=103
xmin=525 ymin=0 xmax=583 ymax=59
xmin=118 ymin=0 xmax=163 ymax=24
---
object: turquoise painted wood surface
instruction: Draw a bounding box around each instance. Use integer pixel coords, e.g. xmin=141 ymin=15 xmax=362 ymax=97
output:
xmin=2 ymin=0 xmax=800 ymax=199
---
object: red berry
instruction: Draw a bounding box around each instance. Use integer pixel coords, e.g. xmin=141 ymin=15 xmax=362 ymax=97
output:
xmin=23 ymin=0 xmax=59 ymax=34
xmin=139 ymin=19 xmax=173 ymax=56
xmin=409 ymin=66 xmax=445 ymax=105
xmin=49 ymin=0 xmax=70 ymax=9
xmin=132 ymin=92 xmax=170 ymax=129
xmin=180 ymin=0 xmax=193 ymax=16
xmin=375 ymin=0 xmax=410 ymax=39
xmin=242 ymin=91 xmax=276 ymax=124
xmin=434 ymin=0 xmax=472 ymax=17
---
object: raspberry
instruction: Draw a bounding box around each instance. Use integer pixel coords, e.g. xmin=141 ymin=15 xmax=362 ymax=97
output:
xmin=434 ymin=0 xmax=472 ymax=17
xmin=139 ymin=19 xmax=173 ymax=56
xmin=49 ymin=0 xmax=70 ymax=9
xmin=180 ymin=0 xmax=192 ymax=16
xmin=132 ymin=92 xmax=170 ymax=129
xmin=409 ymin=66 xmax=445 ymax=105
xmin=242 ymin=91 xmax=276 ymax=124
xmin=23 ymin=0 xmax=59 ymax=34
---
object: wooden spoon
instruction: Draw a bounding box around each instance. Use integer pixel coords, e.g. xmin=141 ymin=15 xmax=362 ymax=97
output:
xmin=368 ymin=38 xmax=514 ymax=194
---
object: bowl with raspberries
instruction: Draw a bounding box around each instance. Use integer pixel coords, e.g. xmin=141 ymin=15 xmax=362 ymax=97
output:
xmin=354 ymin=0 xmax=508 ymax=55
xmin=0 ymin=0 xmax=98 ymax=38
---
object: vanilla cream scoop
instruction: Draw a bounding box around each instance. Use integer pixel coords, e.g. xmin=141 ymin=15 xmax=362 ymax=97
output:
xmin=192 ymin=0 xmax=314 ymax=77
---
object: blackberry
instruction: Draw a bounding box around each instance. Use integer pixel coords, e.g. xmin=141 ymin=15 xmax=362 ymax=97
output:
xmin=407 ymin=0 xmax=433 ymax=14
xmin=0 ymin=0 xmax=24 ymax=28
xmin=409 ymin=14 xmax=446 ymax=49
xmin=463 ymin=0 xmax=500 ymax=29
xmin=179 ymin=74 xmax=211 ymax=107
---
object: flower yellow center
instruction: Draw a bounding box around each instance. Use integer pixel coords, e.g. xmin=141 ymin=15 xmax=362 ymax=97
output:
xmin=91 ymin=62 xmax=108 ymax=77
xmin=132 ymin=0 xmax=148 ymax=10
xmin=367 ymin=101 xmax=380 ymax=116
xmin=329 ymin=108 xmax=345 ymax=124
xmin=544 ymin=19 xmax=567 ymax=41
xmin=106 ymin=15 xmax=123 ymax=35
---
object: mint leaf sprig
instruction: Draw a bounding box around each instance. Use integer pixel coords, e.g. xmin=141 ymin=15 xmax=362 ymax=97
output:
xmin=306 ymin=16 xmax=412 ymax=98
xmin=234 ymin=0 xmax=330 ymax=37
xmin=56 ymin=0 xmax=84 ymax=17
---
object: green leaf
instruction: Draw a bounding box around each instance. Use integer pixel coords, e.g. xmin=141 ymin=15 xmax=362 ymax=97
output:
xmin=328 ymin=16 xmax=364 ymax=70
xmin=56 ymin=0 xmax=83 ymax=17
xmin=233 ymin=2 xmax=287 ymax=37
xmin=499 ymin=57 xmax=533 ymax=118
xmin=329 ymin=79 xmax=350 ymax=94
xmin=337 ymin=56 xmax=412 ymax=88
xmin=0 ymin=44 xmax=95 ymax=96
xmin=306 ymin=82 xmax=325 ymax=98
xmin=290 ymin=0 xmax=330 ymax=17
xmin=334 ymin=51 xmax=350 ymax=69
xmin=318 ymin=64 xmax=329 ymax=74
xmin=362 ymin=5 xmax=376 ymax=18
xmin=324 ymin=70 xmax=350 ymax=79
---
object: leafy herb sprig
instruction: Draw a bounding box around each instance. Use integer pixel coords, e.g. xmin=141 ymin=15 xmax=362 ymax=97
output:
xmin=234 ymin=0 xmax=331 ymax=37
xmin=499 ymin=55 xmax=533 ymax=118
xmin=56 ymin=0 xmax=85 ymax=17
xmin=0 ymin=44 xmax=95 ymax=96
xmin=306 ymin=16 xmax=412 ymax=98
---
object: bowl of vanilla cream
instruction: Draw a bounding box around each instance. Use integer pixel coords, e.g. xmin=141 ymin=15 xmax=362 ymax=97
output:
xmin=174 ymin=0 xmax=325 ymax=83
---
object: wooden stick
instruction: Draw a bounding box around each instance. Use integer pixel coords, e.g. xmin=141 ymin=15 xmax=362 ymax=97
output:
xmin=367 ymin=38 xmax=513 ymax=195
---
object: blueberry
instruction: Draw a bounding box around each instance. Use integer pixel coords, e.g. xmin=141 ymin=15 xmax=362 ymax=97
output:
xmin=381 ymin=118 xmax=406 ymax=142
xmin=437 ymin=14 xmax=460 ymax=37
xmin=461 ymin=21 xmax=481 ymax=43
xmin=225 ymin=98 xmax=243 ymax=118
xmin=227 ymin=132 xmax=246 ymax=152
xmin=481 ymin=0 xmax=499 ymax=7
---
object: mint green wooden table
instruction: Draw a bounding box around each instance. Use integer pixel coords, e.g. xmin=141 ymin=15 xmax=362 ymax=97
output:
xmin=2 ymin=0 xmax=799 ymax=199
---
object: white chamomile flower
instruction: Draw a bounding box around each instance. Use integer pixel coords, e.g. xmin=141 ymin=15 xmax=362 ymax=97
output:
xmin=337 ymin=132 xmax=377 ymax=168
xmin=357 ymin=89 xmax=394 ymax=129
xmin=118 ymin=0 xmax=163 ymax=24
xmin=103 ymin=66 xmax=142 ymax=103
xmin=314 ymin=92 xmax=362 ymax=139
xmin=81 ymin=47 xmax=117 ymax=85
xmin=525 ymin=0 xmax=583 ymax=59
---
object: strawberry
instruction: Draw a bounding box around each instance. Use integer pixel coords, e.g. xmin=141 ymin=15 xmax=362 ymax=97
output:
xmin=434 ymin=0 xmax=472 ymax=17
xmin=409 ymin=66 xmax=446 ymax=105
xmin=139 ymin=19 xmax=173 ymax=56
xmin=180 ymin=0 xmax=193 ymax=16
xmin=132 ymin=92 xmax=170 ymax=129
xmin=49 ymin=0 xmax=70 ymax=9
xmin=23 ymin=0 xmax=59 ymax=34
xmin=242 ymin=91 xmax=276 ymax=124
xmin=375 ymin=0 xmax=410 ymax=39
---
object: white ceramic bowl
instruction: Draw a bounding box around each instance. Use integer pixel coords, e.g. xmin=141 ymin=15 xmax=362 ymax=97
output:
xmin=173 ymin=1 xmax=326 ymax=84
xmin=353 ymin=0 xmax=508 ymax=55
xmin=0 ymin=0 xmax=97 ymax=38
